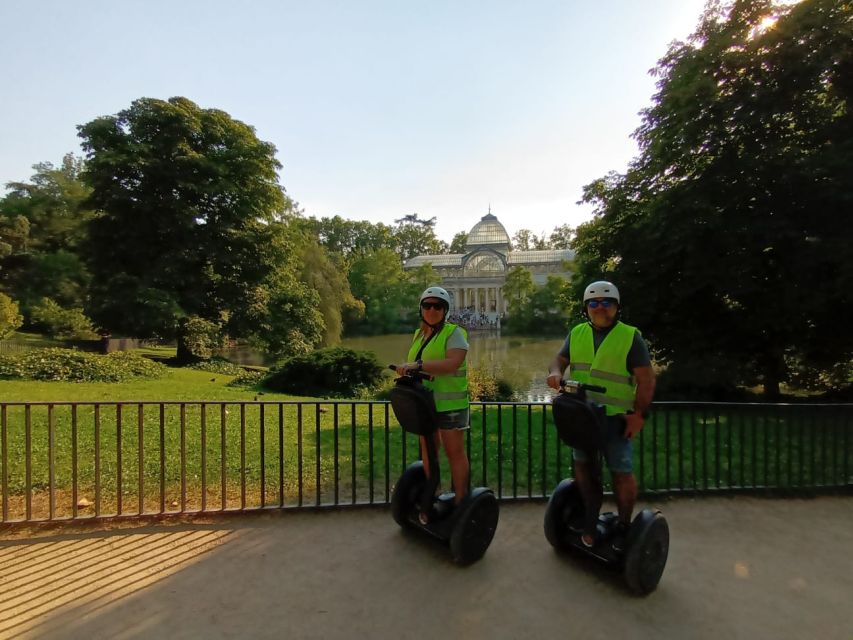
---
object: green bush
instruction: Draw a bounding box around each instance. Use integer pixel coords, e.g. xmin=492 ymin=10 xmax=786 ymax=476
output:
xmin=3 ymin=347 xmax=165 ymax=382
xmin=0 ymin=293 xmax=23 ymax=339
xmin=264 ymin=347 xmax=384 ymax=398
xmin=373 ymin=367 xmax=514 ymax=402
xmin=468 ymin=366 xmax=514 ymax=402
xmin=0 ymin=354 xmax=19 ymax=378
xmin=369 ymin=374 xmax=397 ymax=400
xmin=227 ymin=369 xmax=266 ymax=388
xmin=178 ymin=316 xmax=223 ymax=361
xmin=188 ymin=357 xmax=244 ymax=376
xmin=29 ymin=298 xmax=98 ymax=340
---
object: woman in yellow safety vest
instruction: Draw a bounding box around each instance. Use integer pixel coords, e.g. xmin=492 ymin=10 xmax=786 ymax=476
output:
xmin=395 ymin=286 xmax=470 ymax=512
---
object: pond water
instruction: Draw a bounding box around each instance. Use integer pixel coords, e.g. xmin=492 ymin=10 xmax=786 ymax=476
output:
xmin=218 ymin=332 xmax=566 ymax=401
xmin=343 ymin=333 xmax=564 ymax=401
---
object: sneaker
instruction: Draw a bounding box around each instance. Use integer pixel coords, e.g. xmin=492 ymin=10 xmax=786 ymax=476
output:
xmin=611 ymin=522 xmax=630 ymax=553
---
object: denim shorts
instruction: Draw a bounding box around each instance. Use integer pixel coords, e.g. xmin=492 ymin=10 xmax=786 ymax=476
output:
xmin=436 ymin=409 xmax=470 ymax=430
xmin=572 ymin=415 xmax=633 ymax=473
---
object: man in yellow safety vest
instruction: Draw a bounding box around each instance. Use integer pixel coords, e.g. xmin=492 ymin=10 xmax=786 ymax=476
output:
xmin=547 ymin=280 xmax=656 ymax=551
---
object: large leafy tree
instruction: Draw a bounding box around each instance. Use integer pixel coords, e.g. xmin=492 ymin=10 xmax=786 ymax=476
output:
xmin=393 ymin=213 xmax=447 ymax=260
xmin=502 ymin=266 xmax=536 ymax=331
xmin=0 ymin=155 xmax=94 ymax=314
xmin=304 ymin=215 xmax=396 ymax=263
xmin=548 ymin=224 xmax=574 ymax=250
xmin=575 ymin=0 xmax=853 ymax=397
xmin=291 ymin=226 xmax=364 ymax=346
xmin=347 ymin=248 xmax=439 ymax=334
xmin=512 ymin=229 xmax=548 ymax=251
xmin=448 ymin=231 xmax=468 ymax=254
xmin=78 ymin=97 xmax=318 ymax=358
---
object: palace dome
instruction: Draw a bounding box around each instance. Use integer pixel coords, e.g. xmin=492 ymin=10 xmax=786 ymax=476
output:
xmin=466 ymin=213 xmax=511 ymax=249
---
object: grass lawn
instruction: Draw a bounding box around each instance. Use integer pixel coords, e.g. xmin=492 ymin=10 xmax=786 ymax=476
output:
xmin=1 ymin=369 xmax=851 ymax=522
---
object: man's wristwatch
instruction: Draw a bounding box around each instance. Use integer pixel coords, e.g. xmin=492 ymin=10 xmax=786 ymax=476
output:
xmin=416 ymin=359 xmax=423 ymax=371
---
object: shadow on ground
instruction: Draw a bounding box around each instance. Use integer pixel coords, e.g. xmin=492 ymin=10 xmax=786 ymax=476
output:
xmin=1 ymin=496 xmax=851 ymax=640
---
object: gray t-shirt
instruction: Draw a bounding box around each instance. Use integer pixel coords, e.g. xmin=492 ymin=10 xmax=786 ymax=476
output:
xmin=558 ymin=322 xmax=650 ymax=371
xmin=446 ymin=326 xmax=469 ymax=351
xmin=414 ymin=325 xmax=469 ymax=356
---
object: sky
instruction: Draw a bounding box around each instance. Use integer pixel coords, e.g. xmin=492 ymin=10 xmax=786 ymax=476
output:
xmin=0 ymin=0 xmax=709 ymax=243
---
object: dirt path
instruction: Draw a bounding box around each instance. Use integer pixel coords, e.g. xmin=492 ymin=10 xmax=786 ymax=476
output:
xmin=1 ymin=495 xmax=851 ymax=640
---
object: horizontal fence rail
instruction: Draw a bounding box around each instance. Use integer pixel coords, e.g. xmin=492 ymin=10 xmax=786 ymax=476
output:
xmin=0 ymin=400 xmax=851 ymax=524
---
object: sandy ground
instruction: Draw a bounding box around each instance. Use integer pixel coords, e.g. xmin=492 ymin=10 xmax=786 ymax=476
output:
xmin=0 ymin=495 xmax=851 ymax=640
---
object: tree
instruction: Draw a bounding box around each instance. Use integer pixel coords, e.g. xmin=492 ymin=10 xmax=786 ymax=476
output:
xmin=0 ymin=292 xmax=23 ymax=339
xmin=393 ymin=212 xmax=436 ymax=227
xmin=347 ymin=248 xmax=439 ymax=334
xmin=575 ymin=0 xmax=853 ymax=397
xmin=302 ymin=215 xmax=396 ymax=262
xmin=512 ymin=229 xmax=548 ymax=251
xmin=502 ymin=266 xmax=536 ymax=332
xmin=549 ymin=223 xmax=574 ymax=250
xmin=292 ymin=227 xmax=364 ymax=346
xmin=393 ymin=213 xmax=447 ymax=260
xmin=0 ymin=156 xmax=93 ymax=315
xmin=78 ymin=97 xmax=319 ymax=359
xmin=530 ymin=275 xmax=574 ymax=333
xmin=29 ymin=297 xmax=98 ymax=340
xmin=448 ymin=232 xmax=468 ymax=254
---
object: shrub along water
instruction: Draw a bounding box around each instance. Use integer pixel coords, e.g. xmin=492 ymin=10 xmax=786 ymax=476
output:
xmin=0 ymin=347 xmax=165 ymax=382
xmin=264 ymin=347 xmax=385 ymax=398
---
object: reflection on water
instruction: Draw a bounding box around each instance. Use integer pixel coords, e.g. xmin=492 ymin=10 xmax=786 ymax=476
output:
xmin=218 ymin=333 xmax=566 ymax=400
xmin=342 ymin=333 xmax=565 ymax=401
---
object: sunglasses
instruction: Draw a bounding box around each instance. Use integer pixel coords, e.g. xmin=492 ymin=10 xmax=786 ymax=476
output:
xmin=421 ymin=302 xmax=445 ymax=311
xmin=587 ymin=299 xmax=616 ymax=309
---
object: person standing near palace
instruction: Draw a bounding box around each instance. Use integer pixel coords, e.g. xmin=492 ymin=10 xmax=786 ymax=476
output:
xmin=396 ymin=286 xmax=470 ymax=520
xmin=546 ymin=280 xmax=656 ymax=550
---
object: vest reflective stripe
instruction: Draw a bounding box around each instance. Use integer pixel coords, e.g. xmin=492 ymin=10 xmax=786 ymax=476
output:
xmin=590 ymin=368 xmax=635 ymax=385
xmin=586 ymin=392 xmax=634 ymax=410
xmin=407 ymin=323 xmax=469 ymax=412
xmin=568 ymin=322 xmax=638 ymax=416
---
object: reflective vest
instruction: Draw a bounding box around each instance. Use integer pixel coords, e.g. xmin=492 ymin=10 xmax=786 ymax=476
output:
xmin=568 ymin=321 xmax=637 ymax=416
xmin=407 ymin=322 xmax=469 ymax=412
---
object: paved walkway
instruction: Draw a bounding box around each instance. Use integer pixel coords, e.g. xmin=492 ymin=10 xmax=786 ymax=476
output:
xmin=1 ymin=495 xmax=851 ymax=640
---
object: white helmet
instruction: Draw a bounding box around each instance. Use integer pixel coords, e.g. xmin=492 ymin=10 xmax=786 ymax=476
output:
xmin=583 ymin=280 xmax=620 ymax=304
xmin=419 ymin=286 xmax=451 ymax=310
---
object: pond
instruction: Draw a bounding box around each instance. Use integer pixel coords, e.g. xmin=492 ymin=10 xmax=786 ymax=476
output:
xmin=218 ymin=332 xmax=566 ymax=401
xmin=344 ymin=333 xmax=564 ymax=401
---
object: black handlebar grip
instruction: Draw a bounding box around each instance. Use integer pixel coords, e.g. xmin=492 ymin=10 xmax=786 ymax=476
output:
xmin=388 ymin=364 xmax=434 ymax=382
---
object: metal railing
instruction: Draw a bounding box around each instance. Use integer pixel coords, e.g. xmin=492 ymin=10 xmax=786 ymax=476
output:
xmin=0 ymin=400 xmax=850 ymax=524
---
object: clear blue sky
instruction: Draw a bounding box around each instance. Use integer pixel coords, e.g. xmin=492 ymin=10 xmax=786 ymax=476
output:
xmin=0 ymin=0 xmax=708 ymax=243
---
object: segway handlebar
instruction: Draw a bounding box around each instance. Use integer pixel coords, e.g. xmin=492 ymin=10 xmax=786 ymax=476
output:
xmin=388 ymin=364 xmax=435 ymax=383
xmin=559 ymin=379 xmax=607 ymax=395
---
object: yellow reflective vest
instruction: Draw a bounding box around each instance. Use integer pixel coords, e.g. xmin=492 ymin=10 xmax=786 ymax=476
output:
xmin=407 ymin=322 xmax=469 ymax=412
xmin=568 ymin=321 xmax=637 ymax=416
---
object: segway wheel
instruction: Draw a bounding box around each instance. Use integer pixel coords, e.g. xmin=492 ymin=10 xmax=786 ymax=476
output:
xmin=449 ymin=490 xmax=500 ymax=565
xmin=543 ymin=479 xmax=584 ymax=551
xmin=391 ymin=462 xmax=427 ymax=528
xmin=624 ymin=510 xmax=669 ymax=595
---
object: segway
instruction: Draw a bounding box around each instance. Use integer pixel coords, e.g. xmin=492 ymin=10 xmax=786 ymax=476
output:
xmin=388 ymin=366 xmax=500 ymax=564
xmin=544 ymin=380 xmax=669 ymax=594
